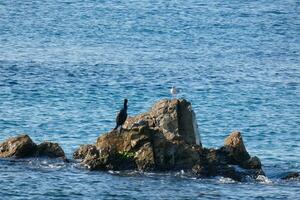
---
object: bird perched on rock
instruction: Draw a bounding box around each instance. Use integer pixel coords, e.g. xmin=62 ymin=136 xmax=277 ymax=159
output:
xmin=113 ymin=99 xmax=128 ymax=132
xmin=170 ymin=86 xmax=178 ymax=98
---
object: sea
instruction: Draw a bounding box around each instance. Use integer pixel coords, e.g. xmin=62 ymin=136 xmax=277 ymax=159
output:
xmin=0 ymin=0 xmax=299 ymax=199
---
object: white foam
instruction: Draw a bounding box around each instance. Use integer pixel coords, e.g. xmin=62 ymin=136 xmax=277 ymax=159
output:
xmin=218 ymin=177 xmax=236 ymax=184
xmin=256 ymin=175 xmax=272 ymax=184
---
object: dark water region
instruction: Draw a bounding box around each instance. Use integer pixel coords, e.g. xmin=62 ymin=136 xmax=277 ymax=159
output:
xmin=0 ymin=0 xmax=300 ymax=199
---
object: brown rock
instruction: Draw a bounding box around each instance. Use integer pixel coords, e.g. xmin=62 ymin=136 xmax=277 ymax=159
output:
xmin=134 ymin=142 xmax=155 ymax=171
xmin=94 ymin=124 xmax=201 ymax=171
xmin=152 ymin=137 xmax=200 ymax=170
xmin=0 ymin=135 xmax=37 ymax=158
xmin=73 ymin=144 xmax=95 ymax=160
xmin=82 ymin=146 xmax=107 ymax=170
xmin=83 ymin=145 xmax=136 ymax=171
xmin=75 ymin=99 xmax=265 ymax=182
xmin=87 ymin=126 xmax=154 ymax=171
xmin=96 ymin=126 xmax=152 ymax=152
xmin=124 ymin=99 xmax=201 ymax=146
xmin=36 ymin=142 xmax=66 ymax=159
xmin=223 ymin=131 xmax=251 ymax=164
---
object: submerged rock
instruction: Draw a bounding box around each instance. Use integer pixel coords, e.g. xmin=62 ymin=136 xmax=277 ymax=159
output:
xmin=0 ymin=135 xmax=37 ymax=158
xmin=281 ymin=172 xmax=300 ymax=180
xmin=0 ymin=134 xmax=66 ymax=160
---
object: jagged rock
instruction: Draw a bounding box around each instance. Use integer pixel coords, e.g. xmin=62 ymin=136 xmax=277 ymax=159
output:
xmin=73 ymin=144 xmax=95 ymax=160
xmin=73 ymin=99 xmax=265 ymax=182
xmin=92 ymin=124 xmax=201 ymax=171
xmin=124 ymin=99 xmax=201 ymax=146
xmin=0 ymin=135 xmax=37 ymax=158
xmin=222 ymin=131 xmax=262 ymax=170
xmin=222 ymin=131 xmax=251 ymax=164
xmin=36 ymin=142 xmax=66 ymax=159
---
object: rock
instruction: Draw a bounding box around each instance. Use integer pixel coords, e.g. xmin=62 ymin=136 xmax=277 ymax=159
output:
xmin=96 ymin=126 xmax=152 ymax=153
xmin=94 ymin=126 xmax=154 ymax=171
xmin=192 ymin=164 xmax=209 ymax=177
xmin=73 ymin=144 xmax=95 ymax=160
xmin=222 ymin=131 xmax=251 ymax=164
xmin=0 ymin=135 xmax=67 ymax=161
xmin=221 ymin=132 xmax=263 ymax=171
xmin=124 ymin=99 xmax=201 ymax=146
xmin=281 ymin=172 xmax=300 ymax=180
xmin=134 ymin=142 xmax=155 ymax=171
xmin=151 ymin=132 xmax=201 ymax=170
xmin=0 ymin=135 xmax=37 ymax=158
xmin=94 ymin=124 xmax=202 ymax=171
xmin=83 ymin=145 xmax=136 ymax=171
xmin=36 ymin=142 xmax=66 ymax=159
xmin=74 ymin=99 xmax=265 ymax=182
xmin=241 ymin=156 xmax=262 ymax=169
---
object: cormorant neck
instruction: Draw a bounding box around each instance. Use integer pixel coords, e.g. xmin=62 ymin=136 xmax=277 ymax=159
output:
xmin=123 ymin=102 xmax=128 ymax=110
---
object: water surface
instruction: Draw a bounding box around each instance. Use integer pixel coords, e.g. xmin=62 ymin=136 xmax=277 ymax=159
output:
xmin=0 ymin=0 xmax=300 ymax=199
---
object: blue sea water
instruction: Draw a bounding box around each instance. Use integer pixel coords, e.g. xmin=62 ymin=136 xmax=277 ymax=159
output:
xmin=0 ymin=0 xmax=300 ymax=199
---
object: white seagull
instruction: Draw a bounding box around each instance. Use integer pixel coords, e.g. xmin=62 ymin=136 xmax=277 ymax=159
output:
xmin=170 ymin=86 xmax=178 ymax=98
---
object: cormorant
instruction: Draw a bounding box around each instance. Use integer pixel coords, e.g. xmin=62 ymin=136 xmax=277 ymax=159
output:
xmin=113 ymin=99 xmax=128 ymax=132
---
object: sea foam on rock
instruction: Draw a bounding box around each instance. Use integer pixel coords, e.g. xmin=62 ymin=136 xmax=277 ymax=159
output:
xmin=0 ymin=134 xmax=67 ymax=161
xmin=74 ymin=98 xmax=264 ymax=181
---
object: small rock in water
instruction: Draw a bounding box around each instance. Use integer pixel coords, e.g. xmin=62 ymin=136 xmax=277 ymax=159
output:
xmin=0 ymin=135 xmax=67 ymax=161
xmin=281 ymin=172 xmax=300 ymax=180
xmin=0 ymin=135 xmax=37 ymax=158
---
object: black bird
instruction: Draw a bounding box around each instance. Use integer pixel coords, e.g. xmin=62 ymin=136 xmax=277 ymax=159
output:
xmin=114 ymin=99 xmax=128 ymax=131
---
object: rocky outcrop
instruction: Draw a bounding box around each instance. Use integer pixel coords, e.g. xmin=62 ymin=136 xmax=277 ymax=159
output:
xmin=73 ymin=99 xmax=264 ymax=181
xmin=221 ymin=131 xmax=262 ymax=169
xmin=74 ymin=126 xmax=263 ymax=181
xmin=0 ymin=135 xmax=37 ymax=158
xmin=0 ymin=135 xmax=66 ymax=160
xmin=124 ymin=99 xmax=201 ymax=146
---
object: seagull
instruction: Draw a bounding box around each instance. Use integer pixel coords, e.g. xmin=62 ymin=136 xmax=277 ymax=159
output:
xmin=113 ymin=99 xmax=128 ymax=132
xmin=170 ymin=86 xmax=178 ymax=98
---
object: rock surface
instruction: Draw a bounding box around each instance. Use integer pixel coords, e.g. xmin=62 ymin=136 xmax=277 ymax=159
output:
xmin=124 ymin=99 xmax=201 ymax=146
xmin=0 ymin=134 xmax=66 ymax=160
xmin=0 ymin=135 xmax=37 ymax=158
xmin=73 ymin=144 xmax=95 ymax=160
xmin=222 ymin=131 xmax=262 ymax=169
xmin=36 ymin=142 xmax=67 ymax=160
xmin=74 ymin=99 xmax=264 ymax=181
